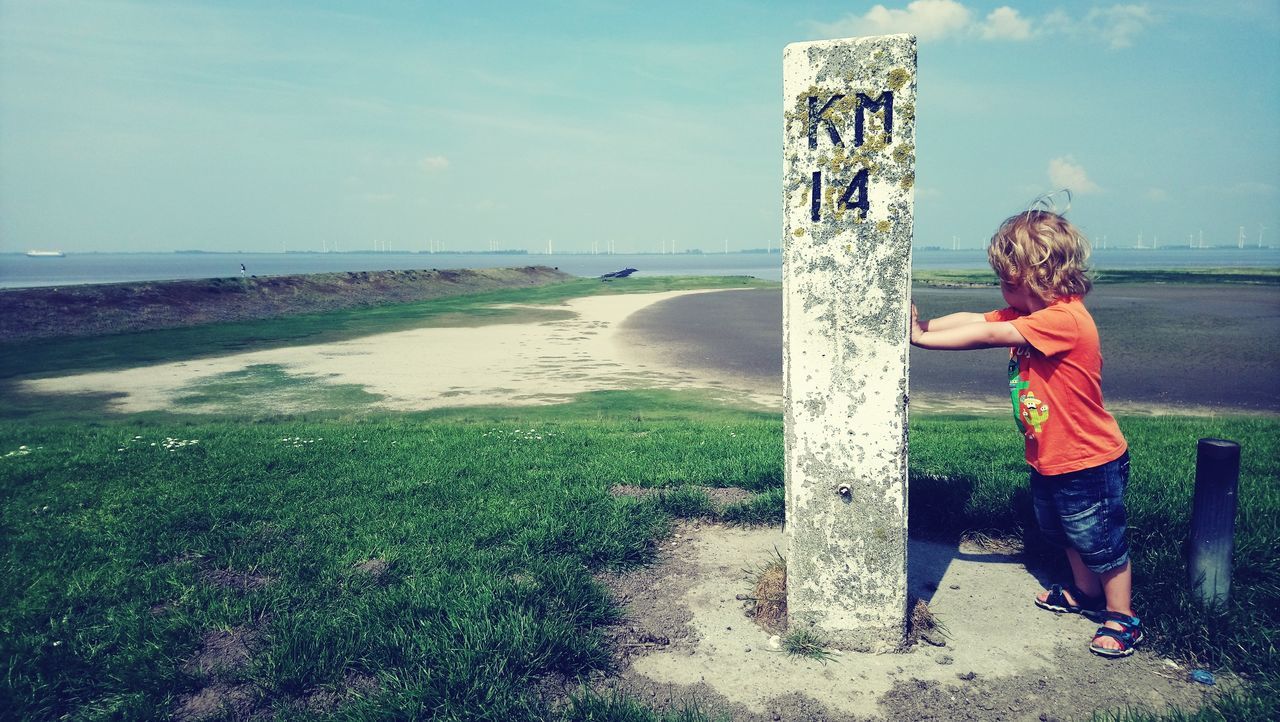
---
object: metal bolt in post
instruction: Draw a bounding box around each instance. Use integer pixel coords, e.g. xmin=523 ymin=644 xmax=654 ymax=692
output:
xmin=1187 ymin=438 xmax=1241 ymax=607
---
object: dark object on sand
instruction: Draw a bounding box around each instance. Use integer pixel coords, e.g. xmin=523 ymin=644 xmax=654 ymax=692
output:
xmin=600 ymin=267 xmax=638 ymax=280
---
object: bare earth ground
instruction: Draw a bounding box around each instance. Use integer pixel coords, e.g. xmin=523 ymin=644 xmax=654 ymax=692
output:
xmin=583 ymin=522 xmax=1220 ymax=722
xmin=18 ymin=287 xmax=1265 ymax=719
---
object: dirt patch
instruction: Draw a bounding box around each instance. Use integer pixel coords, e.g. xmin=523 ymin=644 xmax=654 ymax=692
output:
xmin=174 ymin=624 xmax=264 ymax=722
xmin=293 ymin=670 xmax=380 ymax=716
xmin=609 ymin=484 xmax=755 ymax=511
xmin=173 ymin=618 xmax=381 ymax=721
xmin=182 ymin=626 xmax=263 ymax=677
xmin=586 ymin=522 xmax=1223 ymax=721
xmin=593 ymin=522 xmax=705 ymax=672
xmin=169 ymin=551 xmax=379 ymax=720
xmin=174 ymin=680 xmax=260 ymax=722
xmin=353 ymin=557 xmax=390 ymax=578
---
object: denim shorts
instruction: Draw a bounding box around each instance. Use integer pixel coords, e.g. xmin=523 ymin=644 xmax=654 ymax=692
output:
xmin=1029 ymin=452 xmax=1131 ymax=574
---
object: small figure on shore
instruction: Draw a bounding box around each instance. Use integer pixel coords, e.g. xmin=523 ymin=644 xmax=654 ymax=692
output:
xmin=240 ymin=263 xmax=246 ymax=277
xmin=910 ymin=205 xmax=1141 ymax=658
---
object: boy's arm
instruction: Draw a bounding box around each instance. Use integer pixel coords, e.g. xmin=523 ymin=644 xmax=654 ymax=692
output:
xmin=910 ymin=303 xmax=1027 ymax=350
xmin=918 ymin=310 xmax=987 ymax=331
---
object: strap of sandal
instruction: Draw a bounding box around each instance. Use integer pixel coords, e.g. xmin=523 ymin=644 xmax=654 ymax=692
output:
xmin=1097 ymin=610 xmax=1141 ymax=629
xmin=1092 ymin=626 xmax=1134 ymax=643
xmin=1045 ymin=583 xmax=1103 ymax=610
xmin=1044 ymin=584 xmax=1069 ymax=606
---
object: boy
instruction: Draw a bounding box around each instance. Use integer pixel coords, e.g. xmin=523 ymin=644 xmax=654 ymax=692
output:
xmin=910 ymin=209 xmax=1141 ymax=658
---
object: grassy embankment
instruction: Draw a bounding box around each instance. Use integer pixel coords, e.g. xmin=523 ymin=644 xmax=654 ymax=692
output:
xmin=2 ymin=272 xmax=1277 ymax=720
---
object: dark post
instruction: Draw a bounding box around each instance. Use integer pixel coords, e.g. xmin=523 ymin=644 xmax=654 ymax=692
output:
xmin=1187 ymin=438 xmax=1241 ymax=607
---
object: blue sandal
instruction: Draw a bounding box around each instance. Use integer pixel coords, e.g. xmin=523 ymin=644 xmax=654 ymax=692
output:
xmin=1090 ymin=611 xmax=1143 ymax=658
xmin=1035 ymin=583 xmax=1106 ymax=620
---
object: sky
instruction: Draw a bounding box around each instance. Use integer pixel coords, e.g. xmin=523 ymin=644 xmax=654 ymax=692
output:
xmin=1 ymin=0 xmax=1277 ymax=254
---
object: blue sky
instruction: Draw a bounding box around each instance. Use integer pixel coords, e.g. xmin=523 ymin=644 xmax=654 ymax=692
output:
xmin=1 ymin=0 xmax=1277 ymax=253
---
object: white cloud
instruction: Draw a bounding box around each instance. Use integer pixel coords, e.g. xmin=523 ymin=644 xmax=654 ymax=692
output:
xmin=1144 ymin=187 xmax=1168 ymax=202
xmin=1047 ymin=156 xmax=1100 ymax=194
xmin=1084 ymin=5 xmax=1156 ymax=49
xmin=811 ymin=2 xmax=1154 ymax=47
xmin=420 ymin=155 xmax=450 ymax=172
xmin=1041 ymin=8 xmax=1073 ymax=34
xmin=813 ymin=0 xmax=972 ymax=42
xmin=980 ymin=7 xmax=1034 ymax=40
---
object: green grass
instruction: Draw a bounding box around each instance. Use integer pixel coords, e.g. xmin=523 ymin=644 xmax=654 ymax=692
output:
xmin=565 ymin=693 xmax=728 ymax=722
xmin=2 ymin=401 xmax=1276 ymax=720
xmin=171 ymin=364 xmax=386 ymax=414
xmin=0 ymin=398 xmax=779 ymax=721
xmin=652 ymin=486 xmax=717 ymax=519
xmin=781 ymin=630 xmax=835 ymax=662
xmin=914 ymin=267 xmax=1279 ymax=287
xmin=0 ymin=275 xmax=774 ymax=382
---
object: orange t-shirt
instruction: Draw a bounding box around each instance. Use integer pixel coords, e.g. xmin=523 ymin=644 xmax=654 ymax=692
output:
xmin=984 ymin=297 xmax=1127 ymax=475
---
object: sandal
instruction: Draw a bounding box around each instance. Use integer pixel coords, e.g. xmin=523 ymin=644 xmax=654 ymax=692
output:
xmin=1090 ymin=611 xmax=1143 ymax=658
xmin=1035 ymin=583 xmax=1106 ymax=620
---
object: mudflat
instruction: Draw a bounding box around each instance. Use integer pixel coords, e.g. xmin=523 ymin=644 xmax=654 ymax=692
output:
xmin=618 ymin=284 xmax=1280 ymax=414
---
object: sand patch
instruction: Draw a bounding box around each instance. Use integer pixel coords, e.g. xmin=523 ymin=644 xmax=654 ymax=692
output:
xmin=22 ymin=290 xmax=778 ymax=414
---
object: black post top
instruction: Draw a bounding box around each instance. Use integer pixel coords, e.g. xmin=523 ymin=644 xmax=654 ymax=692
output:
xmin=1197 ymin=438 xmax=1241 ymax=460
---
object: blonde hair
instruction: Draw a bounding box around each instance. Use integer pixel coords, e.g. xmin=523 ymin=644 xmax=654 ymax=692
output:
xmin=987 ymin=209 xmax=1093 ymax=301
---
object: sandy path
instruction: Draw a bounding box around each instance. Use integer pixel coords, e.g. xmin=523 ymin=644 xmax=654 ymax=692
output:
xmin=23 ymin=290 xmax=780 ymax=414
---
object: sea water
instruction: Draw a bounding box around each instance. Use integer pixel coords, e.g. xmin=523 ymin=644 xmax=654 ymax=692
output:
xmin=2 ymin=248 xmax=1276 ymax=289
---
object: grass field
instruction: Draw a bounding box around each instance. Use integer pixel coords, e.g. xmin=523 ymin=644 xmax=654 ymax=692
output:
xmin=2 ymin=274 xmax=1277 ymax=720
xmin=2 ymin=399 xmax=1276 ymax=721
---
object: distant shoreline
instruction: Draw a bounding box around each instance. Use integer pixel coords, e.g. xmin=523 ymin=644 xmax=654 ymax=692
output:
xmin=0 ymin=266 xmax=573 ymax=343
xmin=4 ymin=248 xmax=1278 ymax=289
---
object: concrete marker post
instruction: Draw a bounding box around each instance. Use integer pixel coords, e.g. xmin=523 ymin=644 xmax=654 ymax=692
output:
xmin=782 ymin=34 xmax=917 ymax=651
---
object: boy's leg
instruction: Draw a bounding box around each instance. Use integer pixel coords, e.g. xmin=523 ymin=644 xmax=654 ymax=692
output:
xmin=1065 ymin=547 xmax=1102 ymax=599
xmin=1093 ymin=560 xmax=1136 ymax=652
xmin=1035 ymin=547 xmax=1101 ymax=606
xmin=1035 ymin=453 xmax=1138 ymax=653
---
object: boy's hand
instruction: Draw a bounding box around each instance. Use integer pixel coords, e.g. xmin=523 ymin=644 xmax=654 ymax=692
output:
xmin=910 ymin=301 xmax=924 ymax=345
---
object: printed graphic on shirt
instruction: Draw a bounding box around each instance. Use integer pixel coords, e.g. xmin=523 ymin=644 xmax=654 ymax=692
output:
xmin=1007 ymin=348 xmax=1047 ymax=437
xmin=1020 ymin=391 xmax=1050 ymax=433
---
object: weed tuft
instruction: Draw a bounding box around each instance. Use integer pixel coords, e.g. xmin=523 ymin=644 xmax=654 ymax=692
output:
xmin=744 ymin=549 xmax=788 ymax=634
xmin=782 ymin=629 xmax=836 ymax=663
